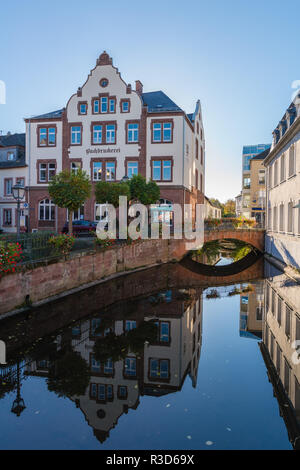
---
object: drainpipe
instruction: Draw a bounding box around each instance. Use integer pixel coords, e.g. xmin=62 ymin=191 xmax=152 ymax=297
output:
xmin=182 ymin=116 xmax=186 ymax=209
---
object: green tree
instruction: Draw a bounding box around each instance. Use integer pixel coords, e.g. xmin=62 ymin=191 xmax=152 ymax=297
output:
xmin=223 ymin=199 xmax=236 ymax=217
xmin=47 ymin=351 xmax=91 ymax=398
xmin=95 ymin=181 xmax=131 ymax=207
xmin=48 ymin=169 xmax=92 ymax=235
xmin=129 ymin=174 xmax=160 ymax=205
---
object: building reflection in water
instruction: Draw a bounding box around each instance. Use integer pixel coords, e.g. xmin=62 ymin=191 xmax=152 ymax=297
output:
xmin=24 ymin=288 xmax=203 ymax=444
xmin=239 ymin=281 xmax=264 ymax=340
xmin=261 ymin=262 xmax=300 ymax=449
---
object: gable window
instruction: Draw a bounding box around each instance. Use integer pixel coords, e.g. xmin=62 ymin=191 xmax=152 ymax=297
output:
xmin=3 ymin=209 xmax=12 ymax=226
xmin=124 ymin=357 xmax=136 ymax=377
xmin=7 ymin=151 xmax=15 ymax=161
xmin=127 ymin=161 xmax=138 ymax=178
xmin=4 ymin=178 xmax=13 ymax=196
xmin=38 ymin=126 xmax=56 ymax=147
xmin=101 ymin=97 xmax=108 ymax=113
xmin=93 ymin=162 xmax=102 ymax=181
xmin=78 ymin=102 xmax=87 ymax=115
xmin=71 ymin=126 xmax=82 ymax=145
xmin=127 ymin=123 xmax=139 ymax=143
xmin=109 ymin=98 xmax=116 ymax=113
xmin=93 ymin=124 xmax=102 ymax=144
xmin=39 ymin=199 xmax=55 ymax=221
xmin=121 ymin=100 xmax=129 ymax=113
xmin=152 ymin=121 xmax=173 ymax=143
xmin=93 ymin=99 xmax=99 ymax=114
xmin=151 ymin=159 xmax=172 ymax=181
xmin=106 ymin=124 xmax=116 ymax=144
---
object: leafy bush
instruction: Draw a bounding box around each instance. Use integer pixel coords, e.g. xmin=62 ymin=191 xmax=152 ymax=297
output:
xmin=0 ymin=241 xmax=22 ymax=276
xmin=94 ymin=237 xmax=117 ymax=249
xmin=48 ymin=234 xmax=75 ymax=256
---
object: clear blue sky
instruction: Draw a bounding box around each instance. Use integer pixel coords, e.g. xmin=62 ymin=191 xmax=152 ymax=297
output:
xmin=1 ymin=0 xmax=299 ymax=202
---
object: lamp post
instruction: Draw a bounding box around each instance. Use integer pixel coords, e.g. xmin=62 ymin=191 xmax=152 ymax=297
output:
xmin=12 ymin=183 xmax=26 ymax=240
xmin=11 ymin=362 xmax=26 ymax=417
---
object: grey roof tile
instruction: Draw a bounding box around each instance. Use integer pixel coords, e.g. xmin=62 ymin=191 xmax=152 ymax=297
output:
xmin=141 ymin=91 xmax=182 ymax=113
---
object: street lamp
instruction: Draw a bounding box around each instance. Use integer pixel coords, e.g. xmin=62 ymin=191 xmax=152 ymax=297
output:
xmin=12 ymin=183 xmax=26 ymax=240
xmin=11 ymin=362 xmax=26 ymax=417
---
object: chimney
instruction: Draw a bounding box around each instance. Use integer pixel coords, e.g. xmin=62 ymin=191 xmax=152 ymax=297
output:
xmin=135 ymin=80 xmax=143 ymax=96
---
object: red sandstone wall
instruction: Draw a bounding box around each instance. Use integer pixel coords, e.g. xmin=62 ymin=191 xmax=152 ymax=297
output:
xmin=0 ymin=238 xmax=187 ymax=315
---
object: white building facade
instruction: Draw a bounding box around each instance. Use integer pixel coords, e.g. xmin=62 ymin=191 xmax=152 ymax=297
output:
xmin=25 ymin=51 xmax=205 ymax=232
xmin=264 ymin=96 xmax=300 ymax=269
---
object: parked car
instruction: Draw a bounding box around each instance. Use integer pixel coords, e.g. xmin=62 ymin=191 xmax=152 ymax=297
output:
xmin=62 ymin=220 xmax=97 ymax=235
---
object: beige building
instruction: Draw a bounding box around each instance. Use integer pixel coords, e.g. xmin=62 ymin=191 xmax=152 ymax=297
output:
xmin=239 ymin=281 xmax=264 ymax=339
xmin=249 ymin=148 xmax=269 ymax=227
xmin=262 ymin=262 xmax=300 ymax=448
xmin=204 ymin=196 xmax=221 ymax=219
xmin=25 ymin=51 xmax=205 ymax=232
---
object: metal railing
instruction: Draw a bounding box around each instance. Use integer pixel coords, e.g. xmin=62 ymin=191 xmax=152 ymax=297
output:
xmin=0 ymin=231 xmax=57 ymax=264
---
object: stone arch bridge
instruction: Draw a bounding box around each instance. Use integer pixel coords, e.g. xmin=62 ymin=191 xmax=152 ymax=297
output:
xmin=204 ymin=227 xmax=265 ymax=252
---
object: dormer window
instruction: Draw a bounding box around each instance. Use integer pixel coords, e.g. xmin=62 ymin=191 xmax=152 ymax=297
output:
xmin=78 ymin=102 xmax=87 ymax=115
xmin=7 ymin=152 xmax=15 ymax=161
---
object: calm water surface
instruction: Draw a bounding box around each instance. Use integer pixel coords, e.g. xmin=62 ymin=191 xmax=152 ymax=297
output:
xmin=0 ymin=258 xmax=299 ymax=450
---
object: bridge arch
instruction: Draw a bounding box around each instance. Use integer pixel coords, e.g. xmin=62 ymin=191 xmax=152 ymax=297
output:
xmin=204 ymin=229 xmax=265 ymax=252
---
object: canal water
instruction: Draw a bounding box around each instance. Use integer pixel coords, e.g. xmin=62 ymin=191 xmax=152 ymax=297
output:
xmin=0 ymin=257 xmax=299 ymax=450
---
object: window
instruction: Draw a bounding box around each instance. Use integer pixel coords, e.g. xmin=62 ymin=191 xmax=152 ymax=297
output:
xmin=16 ymin=177 xmax=25 ymax=186
xmin=201 ymin=146 xmax=204 ymax=165
xmin=38 ymin=126 xmax=56 ymax=146
xmin=78 ymin=102 xmax=87 ymax=115
xmin=4 ymin=178 xmax=12 ymax=196
xmin=106 ymin=124 xmax=116 ymax=144
xmin=71 ymin=162 xmax=81 ymax=174
xmin=39 ymin=163 xmax=47 ymax=182
xmin=277 ymin=297 xmax=282 ymax=326
xmin=280 ymin=154 xmax=285 ymax=182
xmin=127 ymin=123 xmax=139 ymax=143
xmin=243 ymin=176 xmax=251 ymax=189
xmin=279 ymin=203 xmax=285 ymax=232
xmin=100 ymin=78 xmax=109 ymax=88
xmin=71 ymin=126 xmax=82 ymax=145
xmin=268 ymin=207 xmax=272 ymax=230
xmin=152 ymin=159 xmax=172 ymax=181
xmin=284 ymin=358 xmax=291 ymax=394
xmin=90 ymin=355 xmax=114 ymax=376
xmin=195 ymin=169 xmax=198 ymax=190
xmin=121 ymin=100 xmax=129 ymax=113
xmin=271 ymin=289 xmax=276 ymax=315
xmin=259 ymin=170 xmax=265 ymax=185
xmin=101 ymin=97 xmax=108 ymax=113
xmin=298 ymin=200 xmax=300 ymax=235
xmin=269 ymin=165 xmax=272 ymax=189
xmin=7 ymin=151 xmax=15 ymax=161
xmin=39 ymin=199 xmax=55 ymax=221
xmin=276 ymin=344 xmax=281 ymax=375
xmin=3 ymin=209 xmax=12 ymax=226
xmin=125 ymin=320 xmax=136 ymax=331
xmin=274 ymin=160 xmax=278 ymax=186
xmin=109 ymin=98 xmax=115 ymax=113
xmin=117 ymin=386 xmax=128 ymax=399
xmin=289 ymin=145 xmax=295 ymax=177
xmin=154 ymin=321 xmax=170 ymax=343
xmin=287 ymin=201 xmax=293 ymax=233
xmin=195 ymin=139 xmax=199 ymax=160
xmin=152 ymin=121 xmax=173 ymax=143
xmin=285 ymin=305 xmax=291 ymax=339
xmin=38 ymin=161 xmax=56 ymax=183
xmin=106 ymin=161 xmax=116 ymax=181
xmin=149 ymin=358 xmax=170 ymax=379
xmin=127 ymin=161 xmax=138 ymax=178
xmin=68 ymin=205 xmax=84 ymax=221
xmin=93 ymin=162 xmax=103 ymax=181
xmin=93 ymin=99 xmax=99 ymax=114
xmin=124 ymin=357 xmax=136 ymax=377
xmin=95 ymin=203 xmax=108 ymax=222
xmin=92 ymin=125 xmax=102 ymax=144
xmin=90 ymin=355 xmax=100 ymax=373
xmin=273 ymin=205 xmax=278 ymax=232
xmin=48 ymin=163 xmax=56 ymax=181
